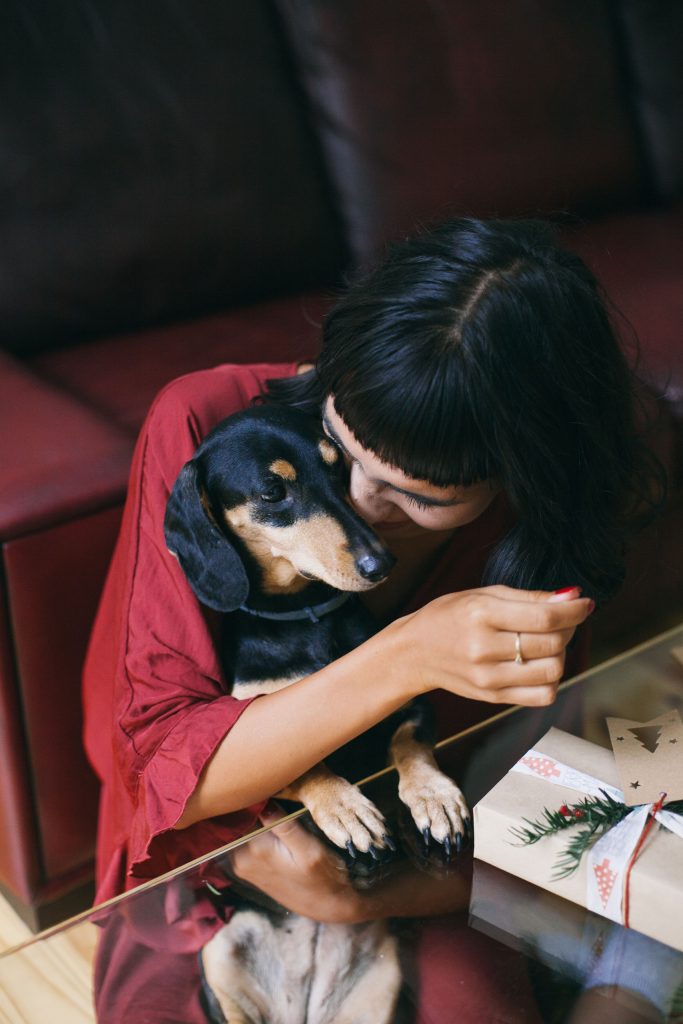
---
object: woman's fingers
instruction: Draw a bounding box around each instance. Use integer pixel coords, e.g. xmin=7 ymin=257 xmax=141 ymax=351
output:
xmin=472 ymin=652 xmax=568 ymax=698
xmin=486 ymin=627 xmax=575 ymax=664
xmin=482 ymin=593 xmax=594 ymax=634
xmin=477 ymin=585 xmax=583 ymax=604
xmin=489 ymin=683 xmax=561 ymax=707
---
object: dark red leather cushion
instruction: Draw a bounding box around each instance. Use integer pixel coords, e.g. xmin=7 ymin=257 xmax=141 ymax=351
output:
xmin=0 ymin=351 xmax=133 ymax=539
xmin=3 ymin=507 xmax=123 ymax=881
xmin=278 ymin=0 xmax=643 ymax=261
xmin=31 ymin=292 xmax=332 ymax=434
xmin=0 ymin=584 xmax=41 ymax=903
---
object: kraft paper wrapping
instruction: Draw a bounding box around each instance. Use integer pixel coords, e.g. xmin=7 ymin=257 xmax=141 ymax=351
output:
xmin=473 ymin=727 xmax=683 ymax=953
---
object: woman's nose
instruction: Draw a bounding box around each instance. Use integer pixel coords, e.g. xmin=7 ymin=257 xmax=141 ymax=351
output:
xmin=348 ymin=463 xmax=391 ymax=517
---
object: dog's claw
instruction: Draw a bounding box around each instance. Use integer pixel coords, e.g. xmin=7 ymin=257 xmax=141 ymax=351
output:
xmin=384 ymin=834 xmax=397 ymax=852
xmin=455 ymin=832 xmax=462 ymax=854
xmin=422 ymin=827 xmax=431 ymax=848
xmin=442 ymin=835 xmax=452 ymax=859
xmin=345 ymin=840 xmax=358 ymax=859
xmin=368 ymin=845 xmax=380 ymax=861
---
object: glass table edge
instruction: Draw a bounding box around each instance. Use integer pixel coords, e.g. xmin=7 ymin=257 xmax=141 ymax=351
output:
xmin=2 ymin=620 xmax=681 ymax=960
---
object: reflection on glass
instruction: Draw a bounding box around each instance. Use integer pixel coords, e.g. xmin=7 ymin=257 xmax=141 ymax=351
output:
xmin=0 ymin=626 xmax=681 ymax=1023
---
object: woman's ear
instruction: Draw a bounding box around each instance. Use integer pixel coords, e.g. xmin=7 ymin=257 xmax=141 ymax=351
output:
xmin=164 ymin=460 xmax=249 ymax=612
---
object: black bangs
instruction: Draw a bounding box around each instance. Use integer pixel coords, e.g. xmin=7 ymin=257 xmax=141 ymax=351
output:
xmin=317 ymin=326 xmax=500 ymax=488
xmin=262 ymin=216 xmax=665 ymax=604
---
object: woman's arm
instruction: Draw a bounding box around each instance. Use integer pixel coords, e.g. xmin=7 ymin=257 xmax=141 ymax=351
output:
xmin=175 ymin=586 xmax=592 ymax=828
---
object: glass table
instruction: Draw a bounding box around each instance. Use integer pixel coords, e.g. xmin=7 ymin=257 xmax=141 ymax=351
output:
xmin=1 ymin=625 xmax=682 ymax=1023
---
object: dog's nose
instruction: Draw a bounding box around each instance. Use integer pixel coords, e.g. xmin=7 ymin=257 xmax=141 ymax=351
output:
xmin=356 ymin=553 xmax=394 ymax=582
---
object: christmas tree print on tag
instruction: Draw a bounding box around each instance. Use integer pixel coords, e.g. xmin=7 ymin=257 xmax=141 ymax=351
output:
xmin=630 ymin=725 xmax=662 ymax=753
xmin=593 ymin=857 xmax=618 ymax=908
xmin=607 ymin=709 xmax=683 ymax=806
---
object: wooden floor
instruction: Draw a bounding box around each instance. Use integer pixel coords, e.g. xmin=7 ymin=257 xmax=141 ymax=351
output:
xmin=0 ymin=893 xmax=32 ymax=954
xmin=0 ymin=894 xmax=97 ymax=1023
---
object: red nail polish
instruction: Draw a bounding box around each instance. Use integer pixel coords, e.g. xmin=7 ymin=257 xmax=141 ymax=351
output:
xmin=554 ymin=586 xmax=581 ymax=596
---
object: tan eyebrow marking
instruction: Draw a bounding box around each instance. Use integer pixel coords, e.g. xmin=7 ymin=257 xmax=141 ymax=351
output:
xmin=318 ymin=439 xmax=339 ymax=465
xmin=269 ymin=459 xmax=297 ymax=481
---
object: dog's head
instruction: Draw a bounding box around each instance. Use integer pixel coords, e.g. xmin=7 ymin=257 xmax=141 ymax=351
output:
xmin=164 ymin=405 xmax=396 ymax=612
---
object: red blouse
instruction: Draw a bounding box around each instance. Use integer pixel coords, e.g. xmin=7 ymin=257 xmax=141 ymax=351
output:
xmin=83 ymin=362 xmax=526 ymax=904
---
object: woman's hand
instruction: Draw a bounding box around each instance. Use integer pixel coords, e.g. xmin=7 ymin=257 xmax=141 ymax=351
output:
xmin=228 ymin=804 xmax=473 ymax=924
xmin=229 ymin=805 xmax=367 ymax=924
xmin=391 ymin=585 xmax=593 ymax=708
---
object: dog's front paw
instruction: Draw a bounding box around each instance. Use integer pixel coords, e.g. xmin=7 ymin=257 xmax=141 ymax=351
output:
xmin=307 ymin=777 xmax=393 ymax=861
xmin=398 ymin=767 xmax=471 ymax=859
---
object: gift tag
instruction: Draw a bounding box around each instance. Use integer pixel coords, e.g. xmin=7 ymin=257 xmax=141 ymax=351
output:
xmin=606 ymin=710 xmax=683 ymax=806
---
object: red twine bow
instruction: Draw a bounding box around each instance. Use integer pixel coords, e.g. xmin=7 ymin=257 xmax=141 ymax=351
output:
xmin=622 ymin=792 xmax=667 ymax=928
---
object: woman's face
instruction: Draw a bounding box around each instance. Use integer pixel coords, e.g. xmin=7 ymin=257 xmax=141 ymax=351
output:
xmin=322 ymin=398 xmax=500 ymax=541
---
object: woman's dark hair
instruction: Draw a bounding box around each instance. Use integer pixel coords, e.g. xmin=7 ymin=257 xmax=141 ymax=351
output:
xmin=264 ymin=218 xmax=664 ymax=604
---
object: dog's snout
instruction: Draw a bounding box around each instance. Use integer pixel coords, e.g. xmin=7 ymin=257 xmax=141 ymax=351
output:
xmin=356 ymin=552 xmax=395 ymax=583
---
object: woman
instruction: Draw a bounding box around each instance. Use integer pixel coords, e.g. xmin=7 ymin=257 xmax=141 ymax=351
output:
xmin=85 ymin=218 xmax=656 ymax=1020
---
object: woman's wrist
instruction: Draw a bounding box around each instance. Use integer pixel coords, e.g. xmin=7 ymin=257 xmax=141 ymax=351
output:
xmin=358 ymin=612 xmax=424 ymax=704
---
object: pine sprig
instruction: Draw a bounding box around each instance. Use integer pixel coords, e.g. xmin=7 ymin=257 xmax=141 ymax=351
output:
xmin=510 ymin=790 xmax=632 ymax=879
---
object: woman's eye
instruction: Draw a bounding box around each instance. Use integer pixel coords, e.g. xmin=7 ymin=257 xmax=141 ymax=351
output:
xmin=260 ymin=480 xmax=287 ymax=503
xmin=404 ymin=494 xmax=432 ymax=512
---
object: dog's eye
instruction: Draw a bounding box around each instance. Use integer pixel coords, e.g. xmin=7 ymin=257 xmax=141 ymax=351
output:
xmin=259 ymin=480 xmax=287 ymax=503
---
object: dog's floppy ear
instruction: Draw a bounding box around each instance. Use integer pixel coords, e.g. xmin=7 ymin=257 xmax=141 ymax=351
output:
xmin=164 ymin=460 xmax=249 ymax=612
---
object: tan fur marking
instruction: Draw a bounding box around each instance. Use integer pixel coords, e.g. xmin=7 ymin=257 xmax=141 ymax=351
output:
xmin=225 ymin=504 xmax=372 ymax=593
xmin=199 ymin=488 xmax=218 ymax=525
xmin=277 ymin=762 xmax=340 ymax=804
xmin=390 ymin=720 xmax=437 ymax=775
xmin=224 ymin=504 xmax=308 ymax=594
xmin=269 ymin=458 xmax=297 ymax=481
xmin=202 ymin=914 xmax=401 ymax=1024
xmin=318 ymin=439 xmax=339 ymax=465
xmin=279 ymin=763 xmax=388 ymax=854
xmin=391 ymin=720 xmax=469 ymax=843
xmin=234 ymin=675 xmax=301 ymax=699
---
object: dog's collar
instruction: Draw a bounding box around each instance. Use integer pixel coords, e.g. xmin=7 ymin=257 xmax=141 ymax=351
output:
xmin=238 ymin=591 xmax=352 ymax=624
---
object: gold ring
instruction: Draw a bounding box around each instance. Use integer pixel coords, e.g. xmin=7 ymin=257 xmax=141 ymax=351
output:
xmin=515 ymin=632 xmax=524 ymax=665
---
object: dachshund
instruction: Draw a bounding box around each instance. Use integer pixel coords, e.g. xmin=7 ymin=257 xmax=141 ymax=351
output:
xmin=164 ymin=403 xmax=469 ymax=1024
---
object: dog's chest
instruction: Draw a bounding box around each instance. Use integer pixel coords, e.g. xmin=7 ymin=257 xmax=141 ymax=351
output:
xmin=220 ymin=599 xmax=376 ymax=696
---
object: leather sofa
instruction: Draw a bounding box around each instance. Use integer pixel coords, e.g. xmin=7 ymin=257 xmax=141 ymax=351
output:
xmin=1 ymin=1 xmax=681 ymax=929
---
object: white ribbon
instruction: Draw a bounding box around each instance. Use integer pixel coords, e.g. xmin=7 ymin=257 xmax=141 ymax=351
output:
xmin=511 ymin=748 xmax=682 ymax=925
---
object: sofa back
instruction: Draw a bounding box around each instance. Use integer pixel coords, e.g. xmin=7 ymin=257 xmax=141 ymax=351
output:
xmin=3 ymin=2 xmax=681 ymax=358
xmin=276 ymin=0 xmax=651 ymax=262
xmin=0 ymin=0 xmax=346 ymax=357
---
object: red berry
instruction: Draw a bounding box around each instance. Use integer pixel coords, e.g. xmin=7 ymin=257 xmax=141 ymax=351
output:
xmin=559 ymin=804 xmax=569 ymax=816
xmin=574 ymin=809 xmax=584 ymax=819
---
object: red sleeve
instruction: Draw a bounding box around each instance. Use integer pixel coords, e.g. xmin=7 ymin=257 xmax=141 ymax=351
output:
xmin=83 ymin=363 xmax=297 ymax=897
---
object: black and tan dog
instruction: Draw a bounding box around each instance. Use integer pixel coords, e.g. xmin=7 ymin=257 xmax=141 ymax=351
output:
xmin=164 ymin=404 xmax=469 ymax=1024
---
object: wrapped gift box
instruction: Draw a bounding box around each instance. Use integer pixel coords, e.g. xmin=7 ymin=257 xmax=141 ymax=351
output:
xmin=473 ymin=727 xmax=683 ymax=953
